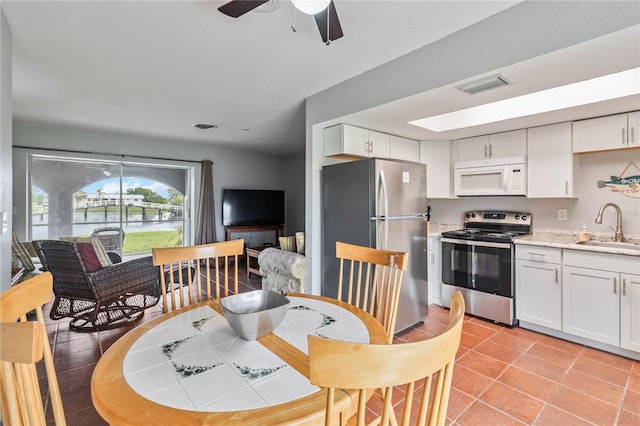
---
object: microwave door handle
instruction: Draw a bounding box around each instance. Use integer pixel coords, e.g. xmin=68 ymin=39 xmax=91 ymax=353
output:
xmin=503 ymin=168 xmax=508 ymax=193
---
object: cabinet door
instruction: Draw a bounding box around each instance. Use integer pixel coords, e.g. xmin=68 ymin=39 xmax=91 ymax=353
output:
xmin=342 ymin=125 xmax=371 ymax=157
xmin=368 ymin=130 xmax=390 ymax=157
xmin=490 ymin=129 xmax=527 ymax=158
xmin=456 ymin=135 xmax=490 ymax=162
xmin=562 ymin=266 xmax=619 ymax=346
xmin=572 ymin=113 xmax=628 ymax=153
xmin=427 ymin=236 xmax=442 ymax=305
xmin=389 ymin=135 xmax=419 ymax=161
xmin=620 ymin=273 xmax=640 ymax=352
xmin=527 ymin=122 xmax=578 ymax=198
xmin=516 ymin=259 xmax=562 ymax=330
xmin=628 ymin=111 xmax=639 ymax=149
xmin=420 ymin=140 xmax=451 ymax=198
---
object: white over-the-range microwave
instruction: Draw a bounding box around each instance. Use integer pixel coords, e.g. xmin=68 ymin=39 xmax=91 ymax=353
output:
xmin=454 ymin=156 xmax=527 ymax=196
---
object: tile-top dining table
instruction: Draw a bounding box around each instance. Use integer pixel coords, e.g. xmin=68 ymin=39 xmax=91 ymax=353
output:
xmin=91 ymin=293 xmax=388 ymax=425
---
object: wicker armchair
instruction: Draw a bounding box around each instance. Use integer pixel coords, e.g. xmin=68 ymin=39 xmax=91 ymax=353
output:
xmin=33 ymin=240 xmax=160 ymax=331
xmin=91 ymin=227 xmax=125 ymax=256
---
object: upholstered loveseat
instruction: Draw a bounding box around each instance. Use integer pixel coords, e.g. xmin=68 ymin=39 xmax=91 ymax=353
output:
xmin=258 ymin=247 xmax=306 ymax=294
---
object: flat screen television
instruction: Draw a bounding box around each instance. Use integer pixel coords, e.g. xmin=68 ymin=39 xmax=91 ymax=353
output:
xmin=222 ymin=189 xmax=285 ymax=226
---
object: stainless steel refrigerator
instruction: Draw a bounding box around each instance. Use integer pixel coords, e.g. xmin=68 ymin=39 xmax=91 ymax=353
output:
xmin=322 ymin=158 xmax=429 ymax=333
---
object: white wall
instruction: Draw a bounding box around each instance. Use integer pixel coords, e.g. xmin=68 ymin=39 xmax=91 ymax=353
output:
xmin=305 ymin=1 xmax=640 ymax=295
xmin=0 ymin=11 xmax=12 ymax=293
xmin=428 ymin=149 xmax=640 ymax=236
xmin=12 ymin=122 xmax=304 ymax=248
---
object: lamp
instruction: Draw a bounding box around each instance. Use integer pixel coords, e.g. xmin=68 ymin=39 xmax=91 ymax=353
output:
xmin=291 ymin=0 xmax=330 ymax=15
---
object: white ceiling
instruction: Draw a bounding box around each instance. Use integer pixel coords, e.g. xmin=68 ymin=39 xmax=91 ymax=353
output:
xmin=2 ymin=1 xmax=639 ymax=156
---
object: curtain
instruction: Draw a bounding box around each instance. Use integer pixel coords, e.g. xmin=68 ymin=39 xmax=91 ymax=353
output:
xmin=195 ymin=160 xmax=217 ymax=244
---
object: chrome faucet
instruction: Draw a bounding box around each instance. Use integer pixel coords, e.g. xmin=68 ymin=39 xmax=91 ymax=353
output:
xmin=595 ymin=202 xmax=624 ymax=242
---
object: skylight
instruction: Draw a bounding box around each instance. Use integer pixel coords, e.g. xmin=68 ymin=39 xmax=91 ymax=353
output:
xmin=409 ymin=67 xmax=640 ymax=132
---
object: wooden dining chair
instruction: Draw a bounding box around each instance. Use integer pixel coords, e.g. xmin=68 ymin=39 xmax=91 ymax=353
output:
xmin=335 ymin=241 xmax=408 ymax=343
xmin=152 ymin=239 xmax=244 ymax=312
xmin=0 ymin=272 xmax=66 ymax=425
xmin=309 ymin=291 xmax=465 ymax=426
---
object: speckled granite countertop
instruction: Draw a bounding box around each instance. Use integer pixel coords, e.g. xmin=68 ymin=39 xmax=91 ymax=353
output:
xmin=515 ymin=230 xmax=640 ymax=257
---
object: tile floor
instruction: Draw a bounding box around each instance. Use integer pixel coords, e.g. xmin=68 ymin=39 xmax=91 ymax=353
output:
xmin=42 ymin=268 xmax=639 ymax=425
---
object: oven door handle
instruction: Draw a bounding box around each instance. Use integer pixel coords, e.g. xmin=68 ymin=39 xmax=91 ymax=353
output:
xmin=441 ymin=237 xmax=511 ymax=249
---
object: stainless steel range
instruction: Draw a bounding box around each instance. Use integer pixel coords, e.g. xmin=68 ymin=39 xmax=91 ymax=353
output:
xmin=440 ymin=210 xmax=532 ymax=326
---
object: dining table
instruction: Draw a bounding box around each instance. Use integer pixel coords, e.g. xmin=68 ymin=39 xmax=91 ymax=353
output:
xmin=91 ymin=292 xmax=388 ymax=425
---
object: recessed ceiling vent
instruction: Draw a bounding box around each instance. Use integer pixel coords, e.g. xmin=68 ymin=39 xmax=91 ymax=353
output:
xmin=457 ymin=74 xmax=511 ymax=95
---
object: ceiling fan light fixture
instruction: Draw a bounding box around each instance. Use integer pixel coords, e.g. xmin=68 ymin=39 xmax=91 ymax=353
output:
xmin=291 ymin=0 xmax=331 ymax=15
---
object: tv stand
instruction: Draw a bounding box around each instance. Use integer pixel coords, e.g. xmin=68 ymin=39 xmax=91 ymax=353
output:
xmin=224 ymin=225 xmax=284 ymax=244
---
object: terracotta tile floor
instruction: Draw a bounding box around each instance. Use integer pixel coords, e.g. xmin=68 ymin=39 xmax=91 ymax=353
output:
xmin=42 ymin=270 xmax=639 ymax=425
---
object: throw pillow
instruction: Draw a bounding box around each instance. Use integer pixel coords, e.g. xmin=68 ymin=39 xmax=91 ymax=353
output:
xmin=278 ymin=236 xmax=297 ymax=252
xmin=11 ymin=232 xmax=36 ymax=271
xmin=295 ymin=232 xmax=305 ymax=255
xmin=76 ymin=242 xmax=103 ymax=272
xmin=91 ymin=235 xmax=113 ymax=268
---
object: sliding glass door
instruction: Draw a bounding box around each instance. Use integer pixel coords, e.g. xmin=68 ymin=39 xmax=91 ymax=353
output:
xmin=30 ymin=155 xmax=192 ymax=257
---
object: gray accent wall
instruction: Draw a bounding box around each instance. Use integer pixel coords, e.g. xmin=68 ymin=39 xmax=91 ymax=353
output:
xmin=12 ymin=121 xmax=304 ymax=250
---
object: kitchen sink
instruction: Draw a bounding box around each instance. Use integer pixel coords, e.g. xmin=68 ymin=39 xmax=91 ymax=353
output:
xmin=573 ymin=240 xmax=640 ymax=251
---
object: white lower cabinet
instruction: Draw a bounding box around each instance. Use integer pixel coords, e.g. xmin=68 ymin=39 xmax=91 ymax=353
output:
xmin=427 ymin=235 xmax=442 ymax=305
xmin=621 ymin=273 xmax=640 ymax=352
xmin=515 ymin=246 xmax=562 ymax=330
xmin=562 ymin=265 xmax=620 ymax=346
xmin=562 ymin=249 xmax=640 ymax=350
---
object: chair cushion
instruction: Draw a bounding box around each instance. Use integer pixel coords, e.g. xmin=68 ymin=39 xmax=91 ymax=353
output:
xmin=11 ymin=232 xmax=36 ymax=271
xmin=76 ymin=242 xmax=104 ymax=272
xmin=91 ymin=235 xmax=113 ymax=268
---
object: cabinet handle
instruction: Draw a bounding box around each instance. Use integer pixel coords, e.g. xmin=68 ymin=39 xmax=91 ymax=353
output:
xmin=528 ymin=252 xmax=545 ymax=257
xmin=631 ymin=126 xmax=636 ymax=145
xmin=623 ymin=278 xmax=627 ymax=296
xmin=622 ymin=128 xmax=626 ymax=145
xmin=555 ymin=268 xmax=558 ymax=284
xmin=484 ymin=145 xmax=488 ymax=158
xmin=489 ymin=144 xmax=493 ymax=158
xmin=613 ymin=277 xmax=617 ymax=294
xmin=565 ymin=180 xmax=568 ymax=195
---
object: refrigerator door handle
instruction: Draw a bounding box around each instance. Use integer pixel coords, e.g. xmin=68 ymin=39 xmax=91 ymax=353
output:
xmin=377 ymin=169 xmax=390 ymax=249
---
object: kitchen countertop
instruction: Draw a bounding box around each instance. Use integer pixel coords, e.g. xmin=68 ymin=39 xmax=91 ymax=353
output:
xmin=515 ymin=230 xmax=640 ymax=257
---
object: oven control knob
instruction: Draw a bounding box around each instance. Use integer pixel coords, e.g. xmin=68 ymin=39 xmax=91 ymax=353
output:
xmin=521 ymin=215 xmax=527 ymax=220
xmin=465 ymin=213 xmax=470 ymax=218
xmin=471 ymin=213 xmax=476 ymax=218
xmin=515 ymin=214 xmax=520 ymax=220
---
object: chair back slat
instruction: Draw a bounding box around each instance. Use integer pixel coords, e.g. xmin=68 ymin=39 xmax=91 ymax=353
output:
xmin=153 ymin=239 xmax=244 ymax=312
xmin=309 ymin=291 xmax=465 ymax=426
xmin=335 ymin=241 xmax=408 ymax=343
xmin=0 ymin=273 xmax=66 ymax=426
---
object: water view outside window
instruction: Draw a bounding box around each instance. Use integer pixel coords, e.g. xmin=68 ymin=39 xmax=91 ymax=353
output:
xmin=30 ymin=156 xmax=191 ymax=256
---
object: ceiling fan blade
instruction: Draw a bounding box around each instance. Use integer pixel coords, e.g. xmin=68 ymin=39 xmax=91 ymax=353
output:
xmin=218 ymin=0 xmax=270 ymax=18
xmin=314 ymin=0 xmax=343 ymax=44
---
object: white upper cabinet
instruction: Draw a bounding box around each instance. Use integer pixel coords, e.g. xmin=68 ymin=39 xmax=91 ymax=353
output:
xmin=420 ymin=140 xmax=451 ymax=199
xmin=572 ymin=111 xmax=640 ymax=153
xmin=456 ymin=129 xmax=526 ymax=162
xmin=389 ymin=135 xmax=419 ymax=161
xmin=527 ymin=122 xmax=580 ymax=198
xmin=324 ymin=124 xmax=389 ymax=159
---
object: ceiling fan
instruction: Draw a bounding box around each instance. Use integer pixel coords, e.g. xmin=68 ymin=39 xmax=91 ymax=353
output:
xmin=218 ymin=0 xmax=344 ymax=45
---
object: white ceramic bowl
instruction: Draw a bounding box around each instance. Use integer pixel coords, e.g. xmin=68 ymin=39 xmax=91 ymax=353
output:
xmin=220 ymin=290 xmax=290 ymax=340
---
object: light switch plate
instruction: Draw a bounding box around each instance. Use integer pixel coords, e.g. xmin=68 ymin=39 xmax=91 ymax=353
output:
xmin=1 ymin=210 xmax=7 ymax=233
xmin=557 ymin=208 xmax=568 ymax=221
